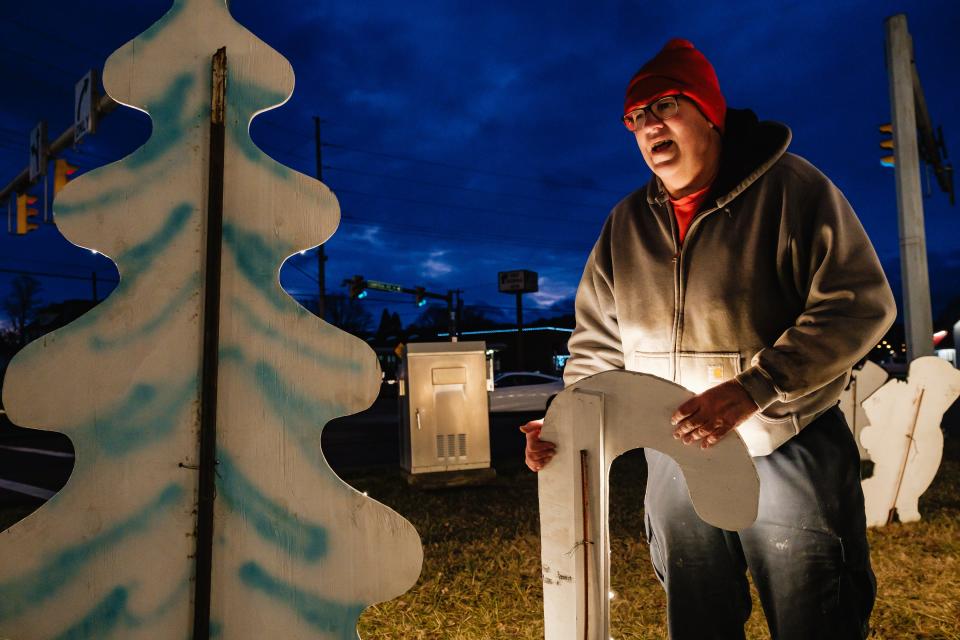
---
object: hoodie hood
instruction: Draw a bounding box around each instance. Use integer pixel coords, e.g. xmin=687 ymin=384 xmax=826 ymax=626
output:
xmin=646 ymin=108 xmax=792 ymax=209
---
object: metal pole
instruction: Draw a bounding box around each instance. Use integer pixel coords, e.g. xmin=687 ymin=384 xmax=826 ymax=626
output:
xmin=886 ymin=14 xmax=934 ymax=360
xmin=516 ymin=292 xmax=524 ymax=370
xmin=954 ymin=319 xmax=960 ymax=368
xmin=0 ymin=94 xmax=118 ymax=204
xmin=456 ymin=289 xmax=463 ymax=339
xmin=447 ymin=290 xmax=456 ymax=342
xmin=313 ymin=116 xmax=327 ymax=320
xmin=193 ymin=46 xmax=228 ymax=640
xmin=43 ymin=173 xmax=49 ymax=223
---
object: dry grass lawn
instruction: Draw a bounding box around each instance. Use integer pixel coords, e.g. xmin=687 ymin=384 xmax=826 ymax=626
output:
xmin=354 ymin=439 xmax=960 ymax=639
xmin=0 ymin=441 xmax=955 ymax=639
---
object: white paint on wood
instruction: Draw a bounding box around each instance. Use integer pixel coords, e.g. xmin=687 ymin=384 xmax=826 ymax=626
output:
xmin=0 ymin=1 xmax=421 ymax=637
xmin=838 ymin=360 xmax=888 ymax=460
xmin=538 ymin=370 xmax=759 ymax=640
xmin=860 ymin=357 xmax=960 ymax=527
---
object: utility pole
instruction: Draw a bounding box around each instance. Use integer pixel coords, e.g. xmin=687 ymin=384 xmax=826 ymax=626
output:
xmin=885 ymin=14 xmax=934 ymax=361
xmin=516 ymin=291 xmax=524 ymax=370
xmin=498 ymin=270 xmax=538 ymax=371
xmin=455 ymin=289 xmax=463 ymax=341
xmin=313 ymin=116 xmax=328 ymax=320
xmin=447 ymin=289 xmax=457 ymax=341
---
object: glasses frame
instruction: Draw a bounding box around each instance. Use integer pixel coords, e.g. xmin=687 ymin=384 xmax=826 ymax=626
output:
xmin=622 ymin=95 xmax=681 ymax=132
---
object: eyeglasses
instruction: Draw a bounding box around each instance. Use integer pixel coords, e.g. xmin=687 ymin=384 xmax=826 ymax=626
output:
xmin=622 ymin=95 xmax=681 ymax=131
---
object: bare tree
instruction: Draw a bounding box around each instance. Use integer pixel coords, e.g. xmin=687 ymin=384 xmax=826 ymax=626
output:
xmin=3 ymin=275 xmax=43 ymax=345
xmin=325 ymin=294 xmax=372 ymax=337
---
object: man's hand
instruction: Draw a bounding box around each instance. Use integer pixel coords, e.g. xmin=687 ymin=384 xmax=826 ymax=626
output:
xmin=520 ymin=419 xmax=556 ymax=472
xmin=671 ymin=379 xmax=759 ymax=449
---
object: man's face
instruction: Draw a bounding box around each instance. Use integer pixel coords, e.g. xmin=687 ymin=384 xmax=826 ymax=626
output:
xmin=633 ymin=96 xmax=718 ymax=194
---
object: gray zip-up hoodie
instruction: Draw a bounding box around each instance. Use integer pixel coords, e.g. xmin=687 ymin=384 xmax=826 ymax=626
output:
xmin=564 ymin=109 xmax=897 ymax=456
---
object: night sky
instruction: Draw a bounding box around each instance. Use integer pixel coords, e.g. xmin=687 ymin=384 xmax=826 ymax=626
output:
xmin=1 ymin=0 xmax=958 ymax=333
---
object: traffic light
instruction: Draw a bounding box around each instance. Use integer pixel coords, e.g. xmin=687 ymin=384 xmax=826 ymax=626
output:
xmin=879 ymin=123 xmax=894 ymax=168
xmin=345 ymin=275 xmax=367 ymax=299
xmin=15 ymin=193 xmax=40 ymax=235
xmin=54 ymin=158 xmax=79 ymax=195
xmin=415 ymin=287 xmax=426 ymax=307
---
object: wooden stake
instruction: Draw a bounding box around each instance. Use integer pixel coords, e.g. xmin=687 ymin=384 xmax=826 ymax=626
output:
xmin=580 ymin=449 xmax=590 ymax=640
xmin=193 ymin=46 xmax=227 ymax=640
xmin=887 ymin=386 xmax=925 ymax=525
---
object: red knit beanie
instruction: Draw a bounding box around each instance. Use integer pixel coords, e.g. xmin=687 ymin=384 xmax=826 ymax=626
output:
xmin=624 ymin=39 xmax=726 ymax=133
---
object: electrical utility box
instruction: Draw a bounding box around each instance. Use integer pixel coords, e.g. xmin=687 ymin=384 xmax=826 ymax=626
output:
xmin=399 ymin=341 xmax=494 ymax=485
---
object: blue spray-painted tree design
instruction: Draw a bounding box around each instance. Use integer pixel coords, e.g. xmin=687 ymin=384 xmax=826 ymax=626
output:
xmin=0 ymin=1 xmax=422 ymax=638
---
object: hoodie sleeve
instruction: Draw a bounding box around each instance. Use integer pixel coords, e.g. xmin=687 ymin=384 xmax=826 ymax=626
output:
xmin=564 ymin=226 xmax=625 ymax=387
xmin=735 ymin=171 xmax=897 ymax=409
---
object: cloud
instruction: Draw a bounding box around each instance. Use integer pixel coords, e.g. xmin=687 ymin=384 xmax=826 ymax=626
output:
xmin=530 ymin=277 xmax=576 ymax=308
xmin=342 ymin=225 xmax=385 ymax=247
xmin=422 ymin=250 xmax=453 ymax=278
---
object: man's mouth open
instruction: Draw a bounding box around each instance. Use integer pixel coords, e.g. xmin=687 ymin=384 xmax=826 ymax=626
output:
xmin=651 ymin=139 xmax=675 ymax=154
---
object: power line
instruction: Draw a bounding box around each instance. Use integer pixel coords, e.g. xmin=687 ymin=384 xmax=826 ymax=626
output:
xmin=334 ymin=186 xmax=597 ymax=226
xmin=0 ymin=266 xmax=117 ymax=284
xmin=336 ymin=213 xmax=591 ymax=252
xmin=323 ymin=141 xmax=624 ymax=195
xmin=251 ymin=141 xmax=611 ymax=224
xmin=254 ymin=117 xmax=345 ymax=140
xmin=324 ymin=164 xmax=607 ymax=211
xmin=0 ymin=255 xmax=116 ymax=274
xmin=0 ymin=16 xmax=102 ymax=57
xmin=0 ymin=43 xmax=75 ymax=77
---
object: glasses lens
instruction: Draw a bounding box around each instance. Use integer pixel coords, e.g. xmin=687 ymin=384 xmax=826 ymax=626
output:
xmin=654 ymin=96 xmax=679 ymax=120
xmin=623 ymin=110 xmax=644 ymax=131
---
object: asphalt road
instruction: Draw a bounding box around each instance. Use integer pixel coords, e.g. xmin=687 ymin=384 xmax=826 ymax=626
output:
xmin=0 ymin=392 xmax=539 ymax=527
xmin=0 ymin=422 xmax=74 ymax=511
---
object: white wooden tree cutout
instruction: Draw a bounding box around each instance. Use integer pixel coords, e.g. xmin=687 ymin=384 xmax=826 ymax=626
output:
xmin=860 ymin=357 xmax=960 ymax=527
xmin=537 ymin=371 xmax=759 ymax=640
xmin=0 ymin=1 xmax=421 ymax=638
xmin=839 ymin=360 xmax=889 ymax=461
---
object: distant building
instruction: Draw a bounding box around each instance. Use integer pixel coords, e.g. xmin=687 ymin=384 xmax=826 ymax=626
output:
xmin=433 ymin=326 xmax=572 ymax=376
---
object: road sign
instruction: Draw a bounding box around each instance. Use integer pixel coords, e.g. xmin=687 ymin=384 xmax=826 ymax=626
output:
xmin=29 ymin=122 xmax=47 ymax=181
xmin=74 ymin=70 xmax=98 ymax=144
xmin=367 ymin=279 xmax=403 ymax=293
xmin=498 ymin=269 xmax=538 ymax=293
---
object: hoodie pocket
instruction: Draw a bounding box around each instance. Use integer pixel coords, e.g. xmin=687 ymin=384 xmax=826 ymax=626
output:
xmin=677 ymin=351 xmax=742 ymax=393
xmin=632 ymin=351 xmax=671 ymax=380
xmin=632 ymin=351 xmax=743 ymax=391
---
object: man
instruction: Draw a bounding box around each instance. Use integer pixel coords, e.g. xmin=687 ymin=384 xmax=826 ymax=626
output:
xmin=522 ymin=39 xmax=896 ymax=639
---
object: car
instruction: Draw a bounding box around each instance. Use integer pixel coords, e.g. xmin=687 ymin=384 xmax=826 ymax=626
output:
xmin=489 ymin=371 xmax=564 ymax=413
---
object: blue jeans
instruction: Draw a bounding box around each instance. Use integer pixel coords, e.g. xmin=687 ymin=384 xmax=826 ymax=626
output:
xmin=643 ymin=406 xmax=875 ymax=639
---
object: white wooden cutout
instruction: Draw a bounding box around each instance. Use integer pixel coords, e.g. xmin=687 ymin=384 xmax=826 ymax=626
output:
xmin=860 ymin=356 xmax=960 ymax=527
xmin=0 ymin=1 xmax=421 ymax=638
xmin=838 ymin=360 xmax=889 ymax=460
xmin=538 ymin=370 xmax=759 ymax=640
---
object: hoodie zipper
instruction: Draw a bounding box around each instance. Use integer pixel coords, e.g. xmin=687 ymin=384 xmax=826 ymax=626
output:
xmin=665 ymin=198 xmax=726 ymax=382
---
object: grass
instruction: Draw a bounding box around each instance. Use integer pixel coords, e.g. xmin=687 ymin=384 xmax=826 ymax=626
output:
xmin=353 ymin=439 xmax=960 ymax=639
xmin=1 ymin=441 xmax=956 ymax=638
